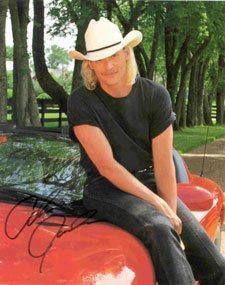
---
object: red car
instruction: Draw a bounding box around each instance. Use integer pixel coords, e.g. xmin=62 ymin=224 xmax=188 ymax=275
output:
xmin=0 ymin=126 xmax=224 ymax=284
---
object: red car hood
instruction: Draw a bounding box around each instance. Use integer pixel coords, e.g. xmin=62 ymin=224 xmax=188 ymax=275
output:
xmin=0 ymin=174 xmax=223 ymax=285
xmin=0 ymin=202 xmax=155 ymax=284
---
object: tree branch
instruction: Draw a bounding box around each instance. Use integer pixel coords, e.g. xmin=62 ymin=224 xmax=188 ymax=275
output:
xmin=174 ymin=34 xmax=191 ymax=78
xmin=110 ymin=0 xmax=130 ymax=33
xmin=187 ymin=37 xmax=211 ymax=70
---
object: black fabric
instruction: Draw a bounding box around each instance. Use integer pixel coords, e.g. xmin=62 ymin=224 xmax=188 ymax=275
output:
xmin=67 ymin=76 xmax=176 ymax=180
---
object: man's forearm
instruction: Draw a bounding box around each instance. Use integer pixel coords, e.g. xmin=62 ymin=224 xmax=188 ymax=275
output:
xmin=154 ymin=162 xmax=177 ymax=213
xmin=99 ymin=159 xmax=160 ymax=206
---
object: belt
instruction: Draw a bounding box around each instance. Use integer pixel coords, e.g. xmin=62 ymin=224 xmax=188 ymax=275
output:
xmin=133 ymin=165 xmax=154 ymax=175
xmin=85 ymin=165 xmax=154 ymax=187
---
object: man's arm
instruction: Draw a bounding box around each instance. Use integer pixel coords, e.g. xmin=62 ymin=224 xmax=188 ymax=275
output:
xmin=74 ymin=124 xmax=182 ymax=234
xmin=152 ymin=125 xmax=177 ymax=213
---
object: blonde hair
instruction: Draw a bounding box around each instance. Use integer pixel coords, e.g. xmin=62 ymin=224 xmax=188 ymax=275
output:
xmin=81 ymin=47 xmax=138 ymax=90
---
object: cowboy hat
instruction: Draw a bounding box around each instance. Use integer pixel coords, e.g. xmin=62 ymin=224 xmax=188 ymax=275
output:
xmin=69 ymin=17 xmax=142 ymax=61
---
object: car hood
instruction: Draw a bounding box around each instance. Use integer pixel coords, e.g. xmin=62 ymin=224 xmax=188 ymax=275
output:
xmin=0 ymin=202 xmax=155 ymax=285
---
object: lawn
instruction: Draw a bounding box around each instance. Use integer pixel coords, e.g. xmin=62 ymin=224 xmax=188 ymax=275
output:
xmin=174 ymin=125 xmax=225 ymax=153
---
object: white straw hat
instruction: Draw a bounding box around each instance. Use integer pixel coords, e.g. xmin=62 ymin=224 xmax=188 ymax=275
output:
xmin=69 ymin=17 xmax=142 ymax=61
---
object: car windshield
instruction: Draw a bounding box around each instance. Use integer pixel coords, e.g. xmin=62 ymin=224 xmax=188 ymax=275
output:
xmin=0 ymin=132 xmax=86 ymax=210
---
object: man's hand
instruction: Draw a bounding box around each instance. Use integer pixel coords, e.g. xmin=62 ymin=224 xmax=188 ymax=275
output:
xmin=153 ymin=196 xmax=182 ymax=235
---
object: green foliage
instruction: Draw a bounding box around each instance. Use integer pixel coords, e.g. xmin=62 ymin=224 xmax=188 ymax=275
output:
xmin=7 ymin=89 xmax=13 ymax=98
xmin=37 ymin=93 xmax=52 ymax=100
xmin=46 ymin=45 xmax=70 ymax=69
xmin=48 ymin=0 xmax=104 ymax=37
xmin=205 ymin=1 xmax=225 ymax=47
xmin=33 ymin=79 xmax=44 ymax=96
xmin=48 ymin=0 xmax=77 ymax=36
xmin=39 ymin=1 xmax=225 ymax=127
xmin=51 ymin=71 xmax=73 ymax=94
xmin=7 ymin=71 xmax=13 ymax=90
xmin=33 ymin=68 xmax=72 ymax=97
xmin=6 ymin=46 xmax=13 ymax=60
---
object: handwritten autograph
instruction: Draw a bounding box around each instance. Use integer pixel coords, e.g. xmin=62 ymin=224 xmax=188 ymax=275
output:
xmin=4 ymin=189 xmax=101 ymax=273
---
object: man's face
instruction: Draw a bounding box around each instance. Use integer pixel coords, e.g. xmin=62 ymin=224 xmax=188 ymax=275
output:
xmin=89 ymin=48 xmax=129 ymax=88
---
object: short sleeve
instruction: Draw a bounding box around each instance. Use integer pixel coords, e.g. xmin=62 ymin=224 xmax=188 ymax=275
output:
xmin=67 ymin=90 xmax=99 ymax=142
xmin=149 ymin=84 xmax=176 ymax=139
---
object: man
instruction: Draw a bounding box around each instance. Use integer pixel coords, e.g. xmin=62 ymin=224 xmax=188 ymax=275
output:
xmin=67 ymin=17 xmax=225 ymax=284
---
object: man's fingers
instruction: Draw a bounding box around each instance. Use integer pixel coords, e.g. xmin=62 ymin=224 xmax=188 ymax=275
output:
xmin=172 ymin=217 xmax=182 ymax=235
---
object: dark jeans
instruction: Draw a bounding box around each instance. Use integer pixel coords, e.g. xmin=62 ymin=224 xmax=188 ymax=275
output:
xmin=83 ymin=173 xmax=225 ymax=285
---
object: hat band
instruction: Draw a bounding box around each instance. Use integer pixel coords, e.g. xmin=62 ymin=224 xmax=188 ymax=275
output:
xmin=87 ymin=41 xmax=121 ymax=53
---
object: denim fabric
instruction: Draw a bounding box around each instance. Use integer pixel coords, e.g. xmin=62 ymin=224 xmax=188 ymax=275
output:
xmin=83 ymin=174 xmax=225 ymax=285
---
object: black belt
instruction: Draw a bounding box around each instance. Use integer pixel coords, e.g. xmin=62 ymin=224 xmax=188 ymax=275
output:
xmin=85 ymin=165 xmax=154 ymax=187
xmin=133 ymin=165 xmax=154 ymax=176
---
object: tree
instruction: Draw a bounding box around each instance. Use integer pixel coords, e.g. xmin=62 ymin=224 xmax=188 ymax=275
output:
xmin=48 ymin=0 xmax=100 ymax=92
xmin=187 ymin=61 xmax=198 ymax=126
xmin=209 ymin=6 xmax=225 ymax=124
xmin=109 ymin=0 xmax=150 ymax=77
xmin=32 ymin=0 xmax=68 ymax=113
xmin=0 ymin=0 xmax=8 ymax=123
xmin=47 ymin=44 xmax=69 ymax=70
xmin=216 ymin=54 xmax=225 ymax=124
xmin=9 ymin=0 xmax=40 ymax=127
xmin=33 ymin=0 xmax=225 ymax=126
xmin=148 ymin=7 xmax=162 ymax=80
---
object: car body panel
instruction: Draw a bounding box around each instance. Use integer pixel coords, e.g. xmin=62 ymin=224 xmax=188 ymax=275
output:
xmin=0 ymin=128 xmax=224 ymax=284
xmin=0 ymin=203 xmax=155 ymax=285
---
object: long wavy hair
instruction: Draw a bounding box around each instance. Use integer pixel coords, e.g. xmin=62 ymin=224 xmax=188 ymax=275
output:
xmin=81 ymin=47 xmax=138 ymax=90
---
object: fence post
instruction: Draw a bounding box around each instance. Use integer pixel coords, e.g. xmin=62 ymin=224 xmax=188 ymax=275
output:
xmin=40 ymin=100 xmax=45 ymax=127
xmin=58 ymin=106 xmax=62 ymax=128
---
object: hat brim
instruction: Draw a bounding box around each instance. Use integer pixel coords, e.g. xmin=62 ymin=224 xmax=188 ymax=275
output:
xmin=69 ymin=30 xmax=142 ymax=61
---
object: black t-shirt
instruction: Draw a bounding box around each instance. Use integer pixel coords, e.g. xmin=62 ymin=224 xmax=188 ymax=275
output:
xmin=67 ymin=77 xmax=176 ymax=180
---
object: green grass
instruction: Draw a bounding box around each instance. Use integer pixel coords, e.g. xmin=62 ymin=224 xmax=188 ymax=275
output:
xmin=43 ymin=112 xmax=67 ymax=119
xmin=44 ymin=121 xmax=68 ymax=128
xmin=7 ymin=112 xmax=66 ymax=124
xmin=174 ymin=125 xmax=225 ymax=153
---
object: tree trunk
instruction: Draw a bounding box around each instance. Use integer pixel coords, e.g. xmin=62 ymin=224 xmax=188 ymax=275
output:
xmin=196 ymin=61 xmax=207 ymax=125
xmin=134 ymin=47 xmax=147 ymax=77
xmin=175 ymin=51 xmax=188 ymax=126
xmin=176 ymin=81 xmax=188 ymax=128
xmin=0 ymin=0 xmax=8 ymax=123
xmin=216 ymin=90 xmax=225 ymax=124
xmin=9 ymin=0 xmax=40 ymax=127
xmin=216 ymin=54 xmax=225 ymax=124
xmin=105 ymin=0 xmax=113 ymax=20
xmin=197 ymin=59 xmax=210 ymax=125
xmin=180 ymin=94 xmax=187 ymax=128
xmin=187 ymin=61 xmax=198 ymax=126
xmin=204 ymin=92 xmax=213 ymax=125
xmin=148 ymin=10 xmax=161 ymax=80
xmin=33 ymin=0 xmax=68 ymax=113
xmin=164 ymin=26 xmax=177 ymax=106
